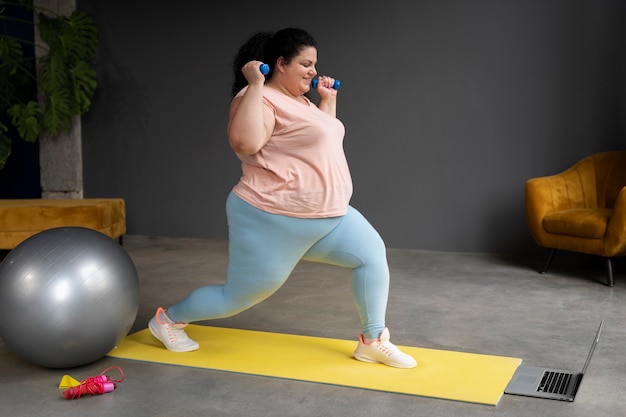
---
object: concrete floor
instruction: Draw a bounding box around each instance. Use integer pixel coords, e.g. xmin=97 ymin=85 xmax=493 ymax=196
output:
xmin=1 ymin=235 xmax=624 ymax=417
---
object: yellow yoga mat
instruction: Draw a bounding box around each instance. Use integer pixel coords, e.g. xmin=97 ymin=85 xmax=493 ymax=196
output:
xmin=108 ymin=325 xmax=521 ymax=406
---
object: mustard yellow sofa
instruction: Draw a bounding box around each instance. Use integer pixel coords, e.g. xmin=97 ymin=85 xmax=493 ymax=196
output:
xmin=525 ymin=151 xmax=626 ymax=286
xmin=0 ymin=198 xmax=126 ymax=250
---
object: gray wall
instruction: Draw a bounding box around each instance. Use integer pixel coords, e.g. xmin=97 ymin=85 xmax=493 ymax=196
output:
xmin=78 ymin=0 xmax=626 ymax=254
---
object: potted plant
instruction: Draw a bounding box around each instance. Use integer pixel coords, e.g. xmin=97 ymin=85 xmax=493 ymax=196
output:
xmin=0 ymin=0 xmax=97 ymax=170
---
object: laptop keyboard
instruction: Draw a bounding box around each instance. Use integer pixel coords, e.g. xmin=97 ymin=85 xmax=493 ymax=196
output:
xmin=538 ymin=371 xmax=572 ymax=394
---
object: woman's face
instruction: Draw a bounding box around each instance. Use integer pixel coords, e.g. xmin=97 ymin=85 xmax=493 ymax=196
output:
xmin=281 ymin=46 xmax=318 ymax=96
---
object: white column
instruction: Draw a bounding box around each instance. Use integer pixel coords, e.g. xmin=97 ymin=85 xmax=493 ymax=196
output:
xmin=34 ymin=0 xmax=83 ymax=199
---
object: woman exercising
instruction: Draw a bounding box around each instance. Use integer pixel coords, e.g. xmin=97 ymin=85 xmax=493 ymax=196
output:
xmin=149 ymin=27 xmax=416 ymax=369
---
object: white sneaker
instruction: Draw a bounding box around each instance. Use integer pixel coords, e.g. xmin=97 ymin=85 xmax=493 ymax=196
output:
xmin=354 ymin=328 xmax=417 ymax=369
xmin=148 ymin=307 xmax=199 ymax=352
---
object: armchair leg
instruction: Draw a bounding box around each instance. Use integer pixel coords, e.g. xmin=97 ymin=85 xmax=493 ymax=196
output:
xmin=541 ymin=248 xmax=557 ymax=274
xmin=605 ymin=258 xmax=615 ymax=287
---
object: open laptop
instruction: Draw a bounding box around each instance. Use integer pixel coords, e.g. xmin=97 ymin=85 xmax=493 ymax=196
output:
xmin=505 ymin=320 xmax=603 ymax=402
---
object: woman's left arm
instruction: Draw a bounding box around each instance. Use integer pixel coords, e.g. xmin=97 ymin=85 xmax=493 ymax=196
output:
xmin=315 ymin=76 xmax=338 ymax=117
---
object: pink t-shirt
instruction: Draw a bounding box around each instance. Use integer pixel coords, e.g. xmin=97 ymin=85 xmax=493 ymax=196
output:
xmin=232 ymin=87 xmax=353 ymax=218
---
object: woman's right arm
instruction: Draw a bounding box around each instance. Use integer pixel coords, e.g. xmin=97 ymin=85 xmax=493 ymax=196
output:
xmin=227 ymin=62 xmax=275 ymax=155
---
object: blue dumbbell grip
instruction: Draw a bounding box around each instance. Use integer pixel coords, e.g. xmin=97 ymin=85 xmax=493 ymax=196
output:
xmin=311 ymin=78 xmax=341 ymax=90
xmin=259 ymin=64 xmax=340 ymax=89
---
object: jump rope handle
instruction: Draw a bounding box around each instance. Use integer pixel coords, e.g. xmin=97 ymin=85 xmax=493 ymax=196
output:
xmin=259 ymin=63 xmax=340 ymax=89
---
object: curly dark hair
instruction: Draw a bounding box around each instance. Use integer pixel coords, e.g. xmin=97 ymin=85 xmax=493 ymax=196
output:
xmin=231 ymin=28 xmax=317 ymax=96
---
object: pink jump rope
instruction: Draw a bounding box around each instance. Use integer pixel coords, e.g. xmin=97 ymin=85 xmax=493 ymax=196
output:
xmin=63 ymin=365 xmax=125 ymax=399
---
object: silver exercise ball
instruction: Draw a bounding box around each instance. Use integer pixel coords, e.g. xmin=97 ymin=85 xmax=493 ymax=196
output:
xmin=0 ymin=227 xmax=139 ymax=368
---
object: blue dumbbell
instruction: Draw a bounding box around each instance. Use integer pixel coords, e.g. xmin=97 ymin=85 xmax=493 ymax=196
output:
xmin=311 ymin=78 xmax=341 ymax=90
xmin=259 ymin=64 xmax=340 ymax=89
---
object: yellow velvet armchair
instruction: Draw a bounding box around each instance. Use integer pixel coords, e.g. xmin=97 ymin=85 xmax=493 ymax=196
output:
xmin=525 ymin=151 xmax=626 ymax=286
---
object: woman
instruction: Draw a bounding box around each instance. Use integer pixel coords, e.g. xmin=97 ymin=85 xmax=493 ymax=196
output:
xmin=149 ymin=28 xmax=416 ymax=369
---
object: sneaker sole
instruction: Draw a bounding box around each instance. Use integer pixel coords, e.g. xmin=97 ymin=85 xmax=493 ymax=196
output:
xmin=354 ymin=352 xmax=417 ymax=369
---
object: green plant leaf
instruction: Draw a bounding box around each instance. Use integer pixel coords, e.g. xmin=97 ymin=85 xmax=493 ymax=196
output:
xmin=64 ymin=11 xmax=98 ymax=62
xmin=7 ymin=101 xmax=41 ymax=142
xmin=38 ymin=52 xmax=69 ymax=96
xmin=0 ymin=36 xmax=27 ymax=108
xmin=37 ymin=11 xmax=97 ymax=63
xmin=0 ymin=122 xmax=10 ymax=170
xmin=0 ymin=35 xmax=24 ymax=69
xmin=42 ymin=89 xmax=73 ymax=136
xmin=0 ymin=34 xmax=37 ymax=111
xmin=36 ymin=12 xmax=65 ymax=54
xmin=35 ymin=10 xmax=98 ymax=136
xmin=71 ymin=61 xmax=97 ymax=113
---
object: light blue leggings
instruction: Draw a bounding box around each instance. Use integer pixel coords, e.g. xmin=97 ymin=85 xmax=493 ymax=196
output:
xmin=168 ymin=192 xmax=389 ymax=339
